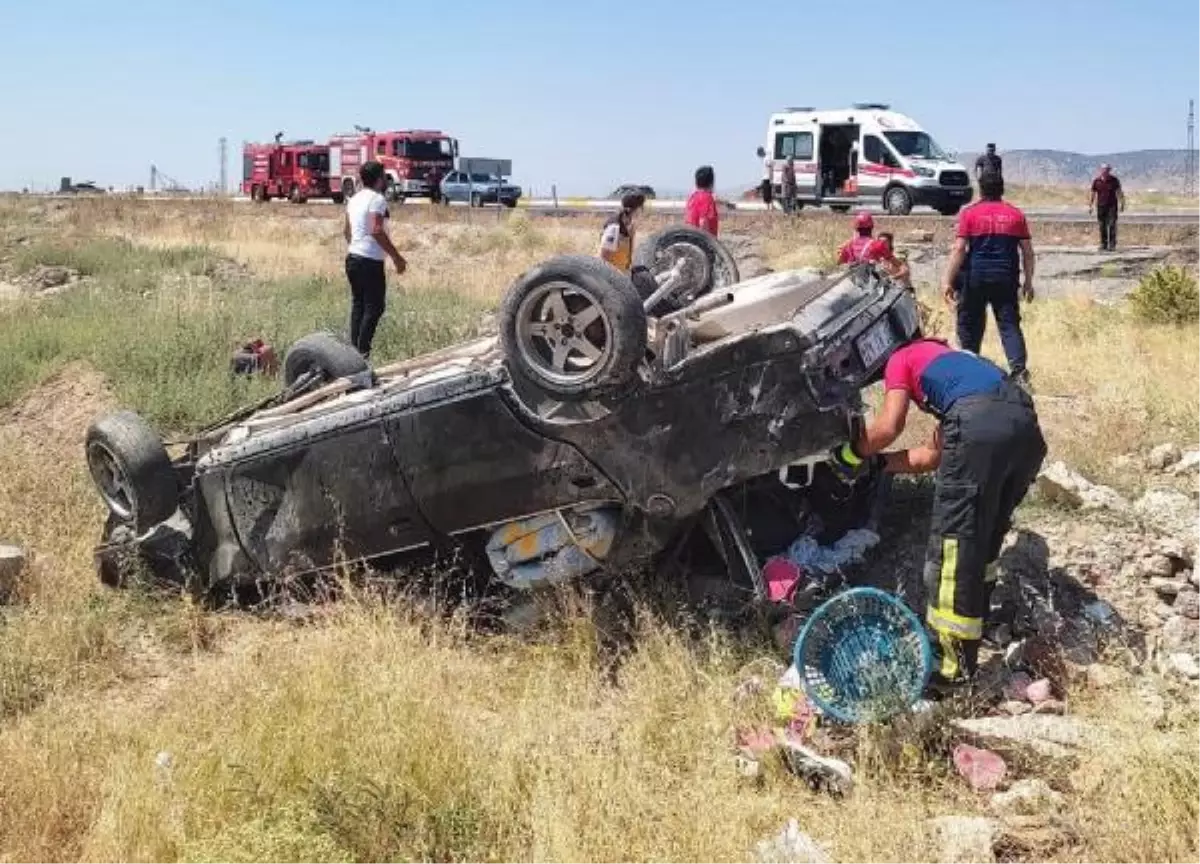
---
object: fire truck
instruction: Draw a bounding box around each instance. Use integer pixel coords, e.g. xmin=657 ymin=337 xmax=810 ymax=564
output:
xmin=242 ymin=135 xmax=332 ymax=204
xmin=328 ymin=128 xmax=458 ymax=203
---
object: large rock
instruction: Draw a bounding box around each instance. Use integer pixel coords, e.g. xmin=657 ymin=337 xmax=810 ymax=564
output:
xmin=1156 ymin=619 xmax=1200 ymax=652
xmin=952 ymin=715 xmax=1096 ymax=759
xmin=1171 ymin=450 xmax=1200 ymax=475
xmin=1174 ymin=591 xmax=1200 ymax=620
xmin=990 ymin=779 xmax=1066 ymax=817
xmin=753 ymin=819 xmax=831 ymax=864
xmin=0 ymin=545 xmax=26 ymax=604
xmin=1150 ymin=576 xmax=1186 ymax=598
xmin=1146 ymin=443 xmax=1183 ymax=471
xmin=1168 ymin=653 xmax=1200 ymax=680
xmin=927 ymin=816 xmax=1000 ymax=864
xmin=1036 ymin=462 xmax=1129 ymax=512
xmin=1134 ymin=490 xmax=1198 ymax=551
xmin=1137 ymin=555 xmax=1177 ymax=580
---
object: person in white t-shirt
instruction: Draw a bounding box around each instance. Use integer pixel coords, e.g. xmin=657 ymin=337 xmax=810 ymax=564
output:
xmin=341 ymin=160 xmax=406 ymax=358
xmin=756 ymin=146 xmax=775 ymax=210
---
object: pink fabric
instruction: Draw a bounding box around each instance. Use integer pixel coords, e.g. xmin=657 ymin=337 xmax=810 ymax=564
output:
xmin=882 ymin=339 xmax=952 ymax=404
xmin=763 ymin=557 xmax=804 ymax=603
xmin=952 ymin=743 xmax=1008 ymax=791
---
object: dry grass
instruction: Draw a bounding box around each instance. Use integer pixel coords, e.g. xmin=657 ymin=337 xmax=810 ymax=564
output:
xmin=0 ymin=195 xmax=1197 ymax=862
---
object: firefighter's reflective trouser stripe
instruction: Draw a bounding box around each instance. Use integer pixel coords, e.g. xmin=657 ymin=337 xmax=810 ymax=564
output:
xmin=924 ymin=381 xmax=1047 ymax=683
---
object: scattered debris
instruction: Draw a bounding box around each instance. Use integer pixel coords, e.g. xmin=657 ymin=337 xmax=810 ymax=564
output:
xmin=1031 ymin=699 xmax=1067 ymax=715
xmin=989 ymin=778 xmax=1065 ymax=817
xmin=952 ymin=714 xmax=1095 ymax=759
xmin=754 ymin=819 xmax=832 ymax=864
xmin=0 ymin=544 xmax=26 ymax=603
xmin=1025 ymin=678 xmax=1053 ymax=705
xmin=785 ymin=528 xmax=881 ymax=577
xmin=1145 ymin=443 xmax=1183 ymax=471
xmin=927 ymin=815 xmax=1000 ymax=864
xmin=1002 ymin=672 xmax=1033 ymax=702
xmin=1000 ymin=700 xmax=1032 ymax=716
xmin=1036 ymin=461 xmax=1129 ymax=512
xmin=952 ymin=743 xmax=1007 ymax=791
xmin=907 ymin=229 xmax=935 ymax=244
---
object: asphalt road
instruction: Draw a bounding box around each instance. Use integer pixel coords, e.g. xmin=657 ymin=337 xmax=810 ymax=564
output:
xmin=30 ymin=192 xmax=1199 ymax=224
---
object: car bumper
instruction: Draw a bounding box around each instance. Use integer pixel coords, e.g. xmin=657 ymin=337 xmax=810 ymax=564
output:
xmin=909 ymin=184 xmax=973 ymax=209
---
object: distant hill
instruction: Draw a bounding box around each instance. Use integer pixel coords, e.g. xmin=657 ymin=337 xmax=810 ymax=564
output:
xmin=963 ymin=149 xmax=1198 ymax=190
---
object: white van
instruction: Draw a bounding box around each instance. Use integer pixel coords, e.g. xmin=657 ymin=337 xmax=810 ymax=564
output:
xmin=766 ymin=104 xmax=973 ymax=216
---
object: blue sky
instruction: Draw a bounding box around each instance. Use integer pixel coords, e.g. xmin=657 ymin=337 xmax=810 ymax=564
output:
xmin=1 ymin=0 xmax=1196 ymax=194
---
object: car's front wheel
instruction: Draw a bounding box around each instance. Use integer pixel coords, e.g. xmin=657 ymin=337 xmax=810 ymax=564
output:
xmin=85 ymin=410 xmax=178 ymax=533
xmin=500 ymin=256 xmax=647 ymax=401
xmin=884 ymin=185 xmax=914 ymax=216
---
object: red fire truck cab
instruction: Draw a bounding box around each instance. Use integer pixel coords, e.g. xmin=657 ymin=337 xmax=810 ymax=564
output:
xmin=242 ymin=137 xmax=332 ymax=204
xmin=328 ymin=129 xmax=458 ymax=203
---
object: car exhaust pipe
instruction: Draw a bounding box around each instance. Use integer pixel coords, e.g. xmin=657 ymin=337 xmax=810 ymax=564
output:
xmin=685 ymin=291 xmax=734 ymax=319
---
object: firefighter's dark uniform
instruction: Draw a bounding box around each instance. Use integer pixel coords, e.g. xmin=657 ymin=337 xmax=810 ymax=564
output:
xmin=887 ymin=341 xmax=1048 ymax=682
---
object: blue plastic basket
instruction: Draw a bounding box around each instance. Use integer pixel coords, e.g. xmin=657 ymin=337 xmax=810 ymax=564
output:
xmin=793 ymin=586 xmax=932 ymax=723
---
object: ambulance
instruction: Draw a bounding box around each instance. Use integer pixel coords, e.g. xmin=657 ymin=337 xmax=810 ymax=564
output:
xmin=766 ymin=104 xmax=973 ymax=216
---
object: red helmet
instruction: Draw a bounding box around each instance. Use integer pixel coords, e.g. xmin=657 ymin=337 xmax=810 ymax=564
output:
xmin=854 ymin=212 xmax=874 ymax=231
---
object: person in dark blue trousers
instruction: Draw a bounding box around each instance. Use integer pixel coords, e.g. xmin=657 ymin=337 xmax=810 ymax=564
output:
xmin=941 ymin=171 xmax=1035 ymax=383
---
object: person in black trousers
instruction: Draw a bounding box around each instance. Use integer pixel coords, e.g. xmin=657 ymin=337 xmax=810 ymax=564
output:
xmin=942 ymin=171 xmax=1036 ymax=384
xmin=342 ymin=160 xmax=406 ymax=358
xmin=1089 ymin=164 xmax=1125 ymax=251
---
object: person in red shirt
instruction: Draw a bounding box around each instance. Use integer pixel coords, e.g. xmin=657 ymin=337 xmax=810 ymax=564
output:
xmin=941 ymin=171 xmax=1035 ymax=383
xmin=837 ymin=212 xmax=888 ymax=265
xmin=829 ymin=337 xmax=1046 ymax=688
xmin=684 ymin=165 xmax=719 ymax=236
xmin=1088 ymin=164 xmax=1125 ymax=251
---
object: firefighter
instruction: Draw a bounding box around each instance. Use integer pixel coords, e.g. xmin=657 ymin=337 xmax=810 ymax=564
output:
xmin=837 ymin=212 xmax=887 ymax=264
xmin=829 ymin=337 xmax=1047 ymax=688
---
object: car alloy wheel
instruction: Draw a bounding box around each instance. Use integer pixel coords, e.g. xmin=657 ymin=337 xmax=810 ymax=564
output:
xmin=86 ymin=439 xmax=136 ymax=521
xmin=514 ymin=280 xmax=615 ymax=387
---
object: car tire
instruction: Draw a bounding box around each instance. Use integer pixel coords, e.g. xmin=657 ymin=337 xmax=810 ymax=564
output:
xmin=500 ymin=255 xmax=647 ymax=401
xmin=289 ymin=184 xmax=305 ymax=204
xmin=332 ymin=192 xmax=345 ymax=205
xmin=937 ymin=204 xmax=962 ymax=217
xmin=884 ymin=185 xmax=913 ymax=216
xmin=283 ymin=331 xmax=370 ymax=387
xmin=503 ymin=199 xmax=517 ymax=209
xmin=85 ymin=410 xmax=177 ymax=534
xmin=251 ymin=185 xmax=266 ymax=203
xmin=470 ymin=192 xmax=482 ymax=208
xmin=830 ymin=204 xmax=851 ymax=213
xmin=632 ymin=225 xmax=740 ymax=314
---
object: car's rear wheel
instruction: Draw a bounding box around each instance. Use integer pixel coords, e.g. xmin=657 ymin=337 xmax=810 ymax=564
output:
xmin=283 ymin=331 xmax=371 ymax=387
xmin=632 ymin=225 xmax=739 ymax=314
xmin=470 ymin=192 xmax=482 ymax=208
xmin=500 ymin=255 xmax=647 ymax=401
xmin=85 ymin=411 xmax=177 ymax=533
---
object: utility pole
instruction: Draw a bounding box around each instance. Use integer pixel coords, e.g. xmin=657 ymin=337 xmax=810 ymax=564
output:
xmin=150 ymin=164 xmax=158 ymax=192
xmin=218 ymin=137 xmax=228 ymax=195
xmin=1186 ymin=100 xmax=1196 ymax=198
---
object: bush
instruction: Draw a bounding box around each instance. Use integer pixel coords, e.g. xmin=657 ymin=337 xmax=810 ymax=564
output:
xmin=1129 ymin=265 xmax=1199 ymax=325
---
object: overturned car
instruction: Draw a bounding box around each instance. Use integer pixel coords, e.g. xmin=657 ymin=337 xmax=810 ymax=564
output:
xmin=86 ymin=227 xmax=920 ymax=602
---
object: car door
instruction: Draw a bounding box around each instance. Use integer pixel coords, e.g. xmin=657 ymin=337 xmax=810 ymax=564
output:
xmin=861 ymin=133 xmax=900 ymax=201
xmin=384 ymin=371 xmax=623 ymax=536
xmin=443 ymin=171 xmax=464 ymax=202
xmin=773 ymin=130 xmax=816 ymax=198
